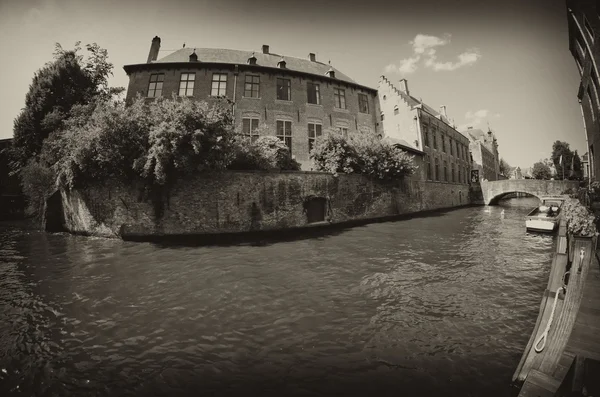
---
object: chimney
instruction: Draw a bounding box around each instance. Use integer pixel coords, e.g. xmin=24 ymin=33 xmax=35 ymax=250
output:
xmin=399 ymin=78 xmax=409 ymax=95
xmin=440 ymin=105 xmax=448 ymax=118
xmin=309 ymin=53 xmax=316 ymax=62
xmin=147 ymin=36 xmax=161 ymax=63
xmin=262 ymin=44 xmax=269 ymax=54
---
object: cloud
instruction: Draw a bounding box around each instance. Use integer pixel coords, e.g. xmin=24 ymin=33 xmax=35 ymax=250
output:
xmin=456 ymin=109 xmax=491 ymax=130
xmin=411 ymin=34 xmax=451 ymax=54
xmin=384 ymin=55 xmax=421 ymax=74
xmin=428 ymin=50 xmax=481 ymax=71
xmin=383 ymin=34 xmax=481 ymax=75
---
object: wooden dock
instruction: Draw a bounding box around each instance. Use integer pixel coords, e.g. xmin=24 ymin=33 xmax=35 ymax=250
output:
xmin=511 ymin=218 xmax=600 ymax=396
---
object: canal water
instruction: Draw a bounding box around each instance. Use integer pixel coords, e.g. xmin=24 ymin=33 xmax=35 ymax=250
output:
xmin=0 ymin=197 xmax=554 ymax=397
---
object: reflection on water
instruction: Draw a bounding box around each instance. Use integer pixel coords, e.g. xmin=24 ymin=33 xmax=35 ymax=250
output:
xmin=0 ymin=197 xmax=553 ymax=396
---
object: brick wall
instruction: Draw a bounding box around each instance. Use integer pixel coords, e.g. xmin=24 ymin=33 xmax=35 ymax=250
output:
xmin=124 ymin=65 xmax=380 ymax=171
xmin=58 ymin=171 xmax=472 ymax=239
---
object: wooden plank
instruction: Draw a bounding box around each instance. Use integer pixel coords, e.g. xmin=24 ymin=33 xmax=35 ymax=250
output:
xmin=538 ymin=239 xmax=594 ymax=373
xmin=518 ymin=369 xmax=561 ymax=397
xmin=571 ymin=356 xmax=585 ymax=393
xmin=552 ymin=351 xmax=576 ymax=380
xmin=557 ymin=236 xmax=567 ymax=254
xmin=513 ymin=293 xmax=552 ymax=382
xmin=518 ymin=380 xmax=555 ymax=397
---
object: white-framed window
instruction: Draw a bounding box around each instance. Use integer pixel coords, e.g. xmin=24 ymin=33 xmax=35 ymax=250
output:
xmin=276 ymin=120 xmax=292 ymax=151
xmin=148 ymin=73 xmax=164 ymax=98
xmin=277 ymin=78 xmax=291 ymax=101
xmin=308 ymin=122 xmax=322 ymax=152
xmin=211 ymin=73 xmax=227 ymax=96
xmin=334 ymin=88 xmax=346 ymax=109
xmin=358 ymin=93 xmax=369 ymax=113
xmin=178 ymin=73 xmax=195 ymax=97
xmin=242 ymin=117 xmax=260 ymax=142
xmin=244 ymin=74 xmax=260 ymax=98
xmin=307 ymin=82 xmax=320 ymax=105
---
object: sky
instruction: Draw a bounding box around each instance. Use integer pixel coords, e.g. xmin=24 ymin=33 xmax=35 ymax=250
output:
xmin=0 ymin=0 xmax=587 ymax=169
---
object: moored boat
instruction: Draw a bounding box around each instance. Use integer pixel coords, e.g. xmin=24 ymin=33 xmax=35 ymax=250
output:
xmin=525 ymin=196 xmax=565 ymax=233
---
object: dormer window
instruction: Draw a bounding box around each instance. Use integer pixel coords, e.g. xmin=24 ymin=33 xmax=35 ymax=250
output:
xmin=277 ymin=57 xmax=287 ymax=68
xmin=325 ymin=67 xmax=335 ymax=79
xmin=189 ymin=50 xmax=198 ymax=62
xmin=247 ymin=52 xmax=257 ymax=65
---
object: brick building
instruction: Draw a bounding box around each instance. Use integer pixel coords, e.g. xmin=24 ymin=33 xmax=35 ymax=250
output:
xmin=566 ymin=0 xmax=600 ymax=182
xmin=378 ymin=76 xmax=471 ymax=185
xmin=461 ymin=127 xmax=501 ymax=181
xmin=123 ymin=36 xmax=381 ymax=170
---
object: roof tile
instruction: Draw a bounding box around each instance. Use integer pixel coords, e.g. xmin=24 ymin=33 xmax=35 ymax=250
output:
xmin=154 ymin=48 xmax=357 ymax=84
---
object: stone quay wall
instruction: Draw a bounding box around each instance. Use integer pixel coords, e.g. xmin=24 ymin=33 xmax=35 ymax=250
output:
xmin=55 ymin=171 xmax=472 ymax=240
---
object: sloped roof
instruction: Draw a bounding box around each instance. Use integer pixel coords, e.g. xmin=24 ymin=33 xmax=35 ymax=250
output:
xmin=153 ymin=47 xmax=357 ymax=84
xmin=582 ymin=152 xmax=589 ymax=162
xmin=391 ymin=89 xmax=452 ymax=124
xmin=383 ymin=136 xmax=424 ymax=155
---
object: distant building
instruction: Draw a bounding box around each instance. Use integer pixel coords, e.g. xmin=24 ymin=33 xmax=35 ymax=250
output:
xmin=566 ymin=1 xmax=600 ymax=181
xmin=461 ymin=127 xmax=501 ymax=181
xmin=582 ymin=151 xmax=590 ymax=179
xmin=378 ymin=76 xmax=471 ymax=185
xmin=510 ymin=166 xmax=524 ymax=180
xmin=123 ymin=36 xmax=381 ymax=170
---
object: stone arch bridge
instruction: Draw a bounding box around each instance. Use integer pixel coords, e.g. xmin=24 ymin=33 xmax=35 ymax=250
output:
xmin=480 ymin=179 xmax=580 ymax=205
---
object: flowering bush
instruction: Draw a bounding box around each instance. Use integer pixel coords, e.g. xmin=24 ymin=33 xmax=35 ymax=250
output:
xmin=351 ymin=134 xmax=418 ymax=180
xmin=228 ymin=135 xmax=300 ymax=171
xmin=310 ymin=130 xmax=417 ymax=180
xmin=310 ymin=130 xmax=360 ymax=176
xmin=47 ymin=95 xmax=237 ymax=189
xmin=136 ymin=96 xmax=237 ymax=186
xmin=563 ymin=198 xmax=599 ymax=237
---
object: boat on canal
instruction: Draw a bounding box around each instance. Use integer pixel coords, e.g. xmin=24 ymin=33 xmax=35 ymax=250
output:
xmin=525 ymin=196 xmax=566 ymax=233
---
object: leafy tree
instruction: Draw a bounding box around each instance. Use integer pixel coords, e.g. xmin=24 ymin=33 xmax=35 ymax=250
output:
xmin=499 ymin=158 xmax=511 ymax=177
xmin=310 ymin=130 xmax=417 ymax=180
xmin=570 ymin=150 xmax=582 ymax=180
xmin=228 ymin=126 xmax=301 ymax=171
xmin=551 ymin=140 xmax=578 ymax=180
xmin=532 ymin=161 xmax=552 ymax=180
xmin=310 ymin=129 xmax=360 ymax=175
xmin=10 ymin=42 xmax=124 ymax=171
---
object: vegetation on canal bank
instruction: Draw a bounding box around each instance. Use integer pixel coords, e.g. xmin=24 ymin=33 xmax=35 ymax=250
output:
xmin=562 ymin=197 xmax=599 ymax=237
xmin=310 ymin=130 xmax=418 ymax=180
xmin=10 ymin=43 xmax=417 ymax=224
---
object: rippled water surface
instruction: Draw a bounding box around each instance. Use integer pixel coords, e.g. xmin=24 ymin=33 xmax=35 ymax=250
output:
xmin=0 ymin=197 xmax=555 ymax=397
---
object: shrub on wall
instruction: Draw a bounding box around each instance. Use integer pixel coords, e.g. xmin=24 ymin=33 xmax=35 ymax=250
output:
xmin=228 ymin=134 xmax=301 ymax=171
xmin=310 ymin=130 xmax=360 ymax=175
xmin=51 ymin=99 xmax=150 ymax=189
xmin=310 ymin=130 xmax=417 ymax=180
xmin=134 ymin=97 xmax=236 ymax=187
xmin=562 ymin=197 xmax=599 ymax=237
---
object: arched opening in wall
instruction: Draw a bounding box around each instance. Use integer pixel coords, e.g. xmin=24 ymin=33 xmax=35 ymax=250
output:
xmin=304 ymin=196 xmax=327 ymax=223
xmin=489 ymin=191 xmax=537 ymax=205
xmin=45 ymin=191 xmax=66 ymax=233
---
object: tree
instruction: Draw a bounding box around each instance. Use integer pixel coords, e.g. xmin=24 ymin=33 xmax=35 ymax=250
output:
xmin=570 ymin=150 xmax=582 ymax=180
xmin=551 ymin=141 xmax=575 ymax=180
xmin=532 ymin=161 xmax=552 ymax=180
xmin=10 ymin=42 xmax=124 ymax=171
xmin=499 ymin=158 xmax=511 ymax=177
